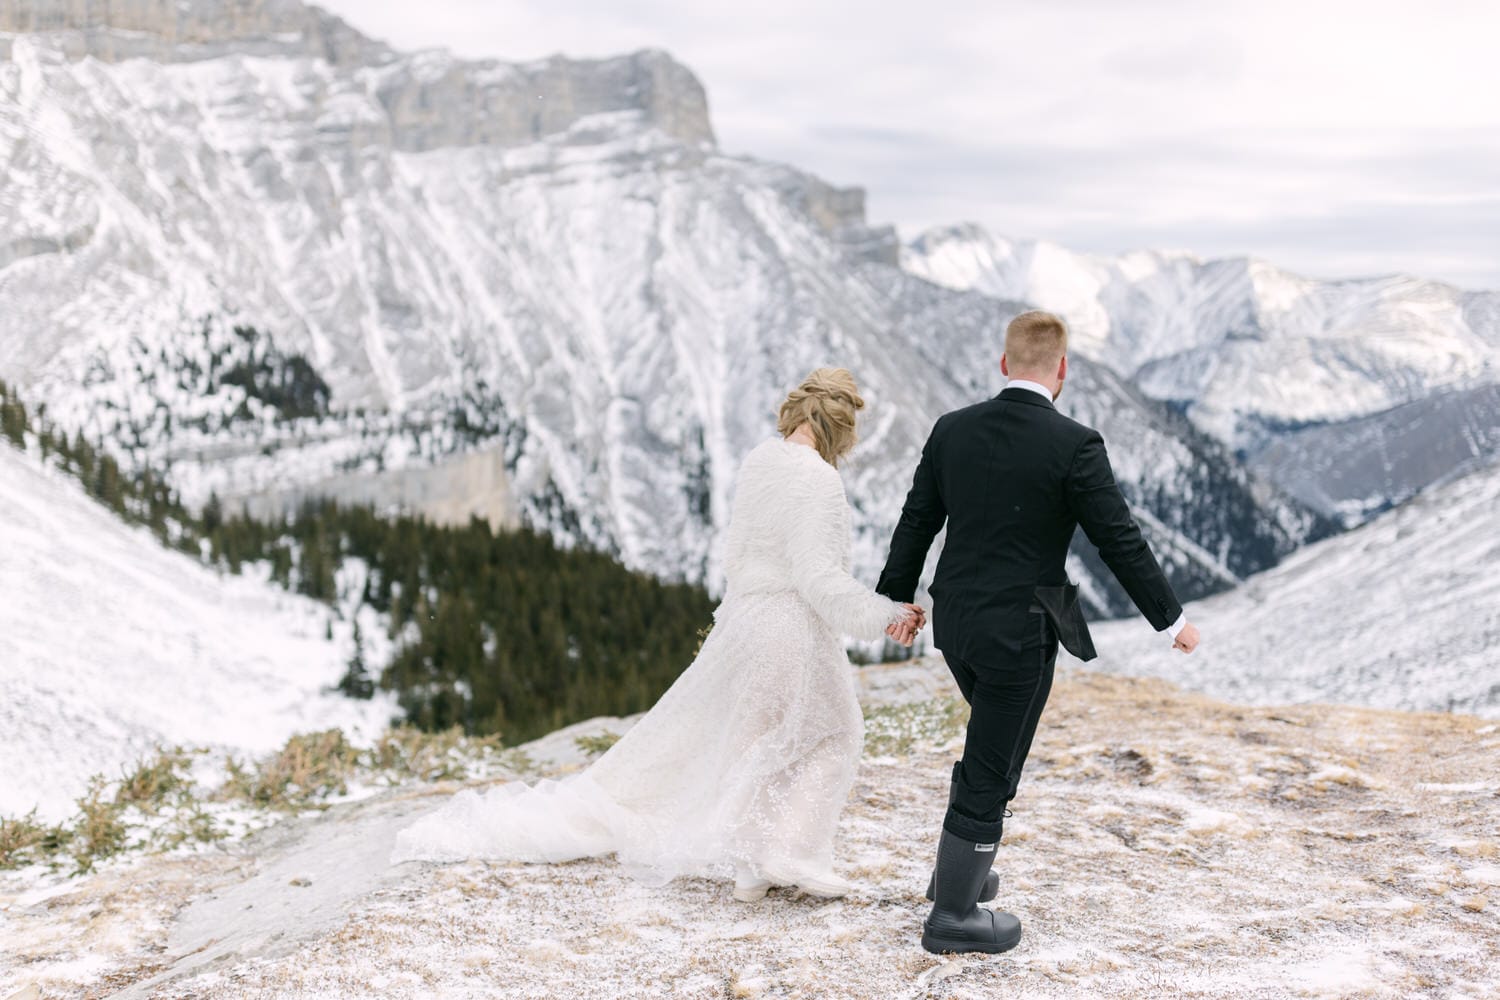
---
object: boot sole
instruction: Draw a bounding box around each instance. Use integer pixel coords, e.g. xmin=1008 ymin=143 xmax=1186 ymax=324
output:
xmin=920 ymin=921 xmax=1022 ymax=955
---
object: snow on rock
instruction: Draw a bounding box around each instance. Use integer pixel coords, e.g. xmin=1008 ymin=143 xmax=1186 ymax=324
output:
xmin=904 ymin=224 xmax=1500 ymax=444
xmin=0 ymin=444 xmax=394 ymax=821
xmin=0 ymin=4 xmax=1317 ymax=618
xmin=1087 ymin=457 xmax=1500 ymax=718
xmin=904 ymin=224 xmax=1500 ymax=523
xmin=3 ymin=663 xmax=1497 ymax=999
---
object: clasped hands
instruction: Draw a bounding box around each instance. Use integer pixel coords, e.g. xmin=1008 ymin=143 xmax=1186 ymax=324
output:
xmin=886 ymin=603 xmax=927 ymax=647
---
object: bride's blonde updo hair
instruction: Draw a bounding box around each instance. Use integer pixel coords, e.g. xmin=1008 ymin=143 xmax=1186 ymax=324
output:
xmin=777 ymin=367 xmax=866 ymax=466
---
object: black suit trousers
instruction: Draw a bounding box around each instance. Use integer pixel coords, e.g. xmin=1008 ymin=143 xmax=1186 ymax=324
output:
xmin=941 ymin=606 xmax=1059 ymax=844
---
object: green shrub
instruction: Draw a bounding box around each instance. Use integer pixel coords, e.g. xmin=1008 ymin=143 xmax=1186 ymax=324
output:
xmin=573 ymin=730 xmax=621 ymax=757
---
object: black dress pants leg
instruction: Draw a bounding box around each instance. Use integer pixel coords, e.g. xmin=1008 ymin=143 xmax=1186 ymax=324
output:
xmin=940 ymin=609 xmax=1059 ymax=844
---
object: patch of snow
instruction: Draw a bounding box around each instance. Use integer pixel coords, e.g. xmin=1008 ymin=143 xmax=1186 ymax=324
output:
xmin=0 ymin=444 xmax=394 ymax=821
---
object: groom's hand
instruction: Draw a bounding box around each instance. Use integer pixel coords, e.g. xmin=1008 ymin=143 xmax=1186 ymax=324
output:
xmin=1172 ymin=622 xmax=1200 ymax=654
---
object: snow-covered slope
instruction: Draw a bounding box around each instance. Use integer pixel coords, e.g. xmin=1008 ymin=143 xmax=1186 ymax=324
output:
xmin=905 ymin=225 xmax=1500 ymax=523
xmin=1088 ymin=457 xmax=1500 ymax=718
xmin=0 ymin=1 xmax=1318 ymax=615
xmin=0 ymin=443 xmax=393 ymax=820
xmin=1248 ymin=382 xmax=1500 ymax=523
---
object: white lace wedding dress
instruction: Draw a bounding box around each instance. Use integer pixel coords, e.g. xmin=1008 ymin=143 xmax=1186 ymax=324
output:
xmin=390 ymin=437 xmax=910 ymax=889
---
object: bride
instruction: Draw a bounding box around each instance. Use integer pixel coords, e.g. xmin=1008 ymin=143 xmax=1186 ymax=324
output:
xmin=391 ymin=368 xmax=925 ymax=901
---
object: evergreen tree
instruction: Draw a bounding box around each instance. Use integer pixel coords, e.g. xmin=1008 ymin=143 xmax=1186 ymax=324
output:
xmin=0 ymin=398 xmax=26 ymax=445
xmin=202 ymin=492 xmax=224 ymax=534
xmin=336 ymin=620 xmax=375 ymax=700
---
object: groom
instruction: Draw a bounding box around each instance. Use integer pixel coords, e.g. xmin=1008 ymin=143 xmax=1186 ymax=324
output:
xmin=876 ymin=310 xmax=1200 ymax=955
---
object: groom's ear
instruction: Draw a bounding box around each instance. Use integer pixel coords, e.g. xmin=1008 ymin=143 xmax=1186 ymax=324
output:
xmin=1000 ymin=354 xmax=1010 ymax=377
xmin=1057 ymin=355 xmax=1068 ymax=381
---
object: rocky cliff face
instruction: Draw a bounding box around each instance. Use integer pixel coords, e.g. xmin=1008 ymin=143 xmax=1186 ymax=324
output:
xmin=0 ymin=0 xmax=1317 ymax=616
xmin=0 ymin=1 xmax=715 ymax=149
xmin=0 ymin=0 xmax=385 ymax=65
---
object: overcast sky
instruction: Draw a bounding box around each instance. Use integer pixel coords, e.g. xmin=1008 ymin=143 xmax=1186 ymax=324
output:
xmin=318 ymin=0 xmax=1499 ymax=290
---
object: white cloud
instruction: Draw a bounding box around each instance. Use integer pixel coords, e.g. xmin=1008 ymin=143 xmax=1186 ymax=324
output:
xmin=315 ymin=0 xmax=1500 ymax=289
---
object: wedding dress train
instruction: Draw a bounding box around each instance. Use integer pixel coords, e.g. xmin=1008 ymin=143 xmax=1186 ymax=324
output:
xmin=391 ymin=438 xmax=910 ymax=891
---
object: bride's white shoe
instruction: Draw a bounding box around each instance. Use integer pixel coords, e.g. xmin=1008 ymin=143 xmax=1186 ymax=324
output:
xmin=732 ymin=877 xmax=772 ymax=902
xmin=761 ymin=866 xmax=851 ymax=900
xmin=792 ymin=872 xmax=851 ymax=899
xmin=732 ymin=863 xmax=772 ymax=902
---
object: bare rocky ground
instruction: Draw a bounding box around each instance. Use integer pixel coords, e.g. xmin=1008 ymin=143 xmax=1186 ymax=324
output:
xmin=3 ymin=659 xmax=1498 ymax=999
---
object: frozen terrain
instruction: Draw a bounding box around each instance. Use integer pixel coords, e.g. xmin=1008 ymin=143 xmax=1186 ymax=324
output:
xmin=0 ymin=443 xmax=394 ymax=821
xmin=1089 ymin=457 xmax=1500 ymax=718
xmin=2 ymin=660 xmax=1496 ymax=999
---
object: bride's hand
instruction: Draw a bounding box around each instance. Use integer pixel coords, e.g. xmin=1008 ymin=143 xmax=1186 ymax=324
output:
xmin=886 ymin=605 xmax=925 ymax=646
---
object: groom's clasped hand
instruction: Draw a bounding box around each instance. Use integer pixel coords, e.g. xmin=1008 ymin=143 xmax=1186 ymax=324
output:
xmin=885 ymin=603 xmax=927 ymax=646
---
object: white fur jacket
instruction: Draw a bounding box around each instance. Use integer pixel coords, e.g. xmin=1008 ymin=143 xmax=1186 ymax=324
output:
xmin=718 ymin=437 xmax=910 ymax=641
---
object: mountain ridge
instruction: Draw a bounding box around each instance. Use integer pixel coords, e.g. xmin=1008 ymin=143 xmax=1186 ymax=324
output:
xmin=0 ymin=0 xmax=1331 ymax=616
xmin=904 ymin=223 xmax=1500 ymax=524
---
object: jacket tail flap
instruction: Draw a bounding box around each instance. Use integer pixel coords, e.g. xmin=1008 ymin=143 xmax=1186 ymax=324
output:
xmin=1033 ymin=583 xmax=1098 ymax=662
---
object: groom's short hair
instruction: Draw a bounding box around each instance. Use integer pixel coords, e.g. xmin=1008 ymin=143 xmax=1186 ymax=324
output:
xmin=1005 ymin=311 xmax=1068 ymax=371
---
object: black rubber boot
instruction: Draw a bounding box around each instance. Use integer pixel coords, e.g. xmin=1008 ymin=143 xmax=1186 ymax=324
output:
xmin=925 ymin=762 xmax=999 ymax=903
xmin=921 ymin=830 xmax=1022 ymax=954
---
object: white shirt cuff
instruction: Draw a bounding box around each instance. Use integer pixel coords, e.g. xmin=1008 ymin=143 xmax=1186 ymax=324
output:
xmin=1164 ymin=612 xmax=1187 ymax=641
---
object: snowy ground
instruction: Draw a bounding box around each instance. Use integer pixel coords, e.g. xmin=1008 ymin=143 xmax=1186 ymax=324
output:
xmin=3 ymin=658 xmax=1496 ymax=1000
xmin=0 ymin=446 xmax=395 ymax=821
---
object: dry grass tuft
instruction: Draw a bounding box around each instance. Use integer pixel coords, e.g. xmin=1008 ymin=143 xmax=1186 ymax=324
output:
xmin=70 ymin=777 xmax=131 ymax=873
xmin=1453 ymin=840 xmax=1498 ymax=858
xmin=365 ymin=726 xmax=506 ymax=783
xmin=0 ymin=810 xmax=64 ymax=869
xmin=221 ymin=729 xmax=362 ymax=809
xmin=1 ymin=727 xmax=516 ymax=875
xmin=114 ymin=748 xmax=195 ymax=811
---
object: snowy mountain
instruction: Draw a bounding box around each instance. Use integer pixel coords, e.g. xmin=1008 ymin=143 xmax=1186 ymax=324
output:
xmin=0 ymin=441 xmax=393 ymax=821
xmin=0 ymin=0 xmax=1321 ymax=616
xmin=904 ymin=225 xmax=1500 ymax=525
xmin=1087 ymin=456 xmax=1500 ymax=718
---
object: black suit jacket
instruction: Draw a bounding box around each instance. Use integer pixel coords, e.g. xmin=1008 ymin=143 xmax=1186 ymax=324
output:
xmin=876 ymin=387 xmax=1182 ymax=664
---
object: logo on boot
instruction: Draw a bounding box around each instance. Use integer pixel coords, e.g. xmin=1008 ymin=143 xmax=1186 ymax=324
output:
xmin=974 ymin=842 xmax=997 ymax=852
